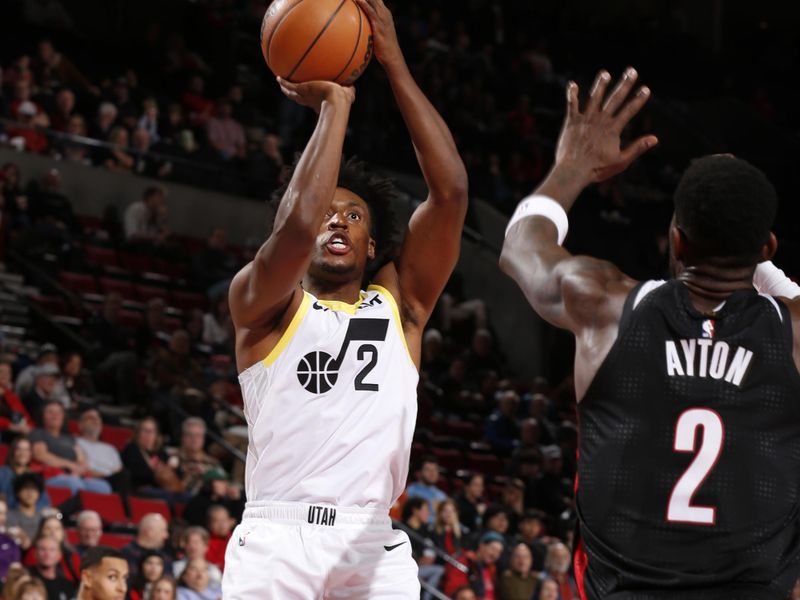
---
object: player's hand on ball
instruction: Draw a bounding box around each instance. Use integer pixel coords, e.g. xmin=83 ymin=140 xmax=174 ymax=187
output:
xmin=556 ymin=67 xmax=659 ymax=184
xmin=355 ymin=0 xmax=403 ymax=69
xmin=277 ymin=77 xmax=355 ymax=113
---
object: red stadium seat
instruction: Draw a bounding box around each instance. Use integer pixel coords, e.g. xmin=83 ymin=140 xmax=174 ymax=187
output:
xmin=84 ymin=245 xmax=120 ymax=269
xmin=67 ymin=420 xmax=79 ymax=435
xmin=60 ymin=272 xmax=97 ymax=294
xmin=46 ymin=486 xmax=73 ymax=507
xmin=100 ymin=277 xmax=134 ymax=298
xmin=171 ymin=291 xmax=208 ymax=311
xmin=129 ymin=496 xmax=170 ymax=524
xmin=117 ymin=309 xmax=144 ymax=329
xmin=444 ymin=420 xmax=482 ymax=441
xmin=76 ymin=214 xmax=103 ymax=233
xmin=120 ymin=253 xmax=153 ymax=273
xmin=65 ymin=528 xmax=80 ymax=546
xmin=468 ymin=453 xmax=505 ymax=478
xmin=100 ymin=425 xmax=133 ymax=450
xmin=430 ymin=447 xmax=465 ymax=473
xmin=99 ymin=533 xmax=134 ymax=549
xmin=174 ymin=503 xmax=186 ymax=519
xmin=0 ymin=444 xmax=8 ymax=464
xmin=79 ymin=491 xmax=128 ymax=525
xmin=33 ymin=295 xmax=70 ymax=316
xmin=152 ymin=259 xmax=188 ymax=279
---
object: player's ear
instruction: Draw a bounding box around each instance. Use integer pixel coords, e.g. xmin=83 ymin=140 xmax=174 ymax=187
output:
xmin=671 ymin=225 xmax=687 ymax=263
xmin=761 ymin=231 xmax=778 ymax=262
xmin=368 ymin=237 xmax=376 ymax=261
xmin=81 ymin=568 xmax=93 ymax=590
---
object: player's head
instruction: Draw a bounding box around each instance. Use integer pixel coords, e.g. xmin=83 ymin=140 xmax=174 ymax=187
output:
xmin=79 ymin=546 xmax=129 ymax=600
xmin=670 ymin=155 xmax=778 ymax=276
xmin=274 ymin=157 xmax=399 ymax=286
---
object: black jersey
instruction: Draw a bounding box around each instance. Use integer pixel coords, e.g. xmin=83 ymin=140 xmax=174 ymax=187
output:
xmin=575 ymin=280 xmax=800 ymax=600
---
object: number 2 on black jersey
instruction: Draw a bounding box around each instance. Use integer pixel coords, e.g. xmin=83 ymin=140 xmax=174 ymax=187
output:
xmin=667 ymin=408 xmax=725 ymax=525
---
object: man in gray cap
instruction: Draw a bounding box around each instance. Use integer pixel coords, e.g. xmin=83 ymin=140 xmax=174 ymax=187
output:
xmin=21 ymin=362 xmax=60 ymax=422
xmin=14 ymin=343 xmax=59 ymax=396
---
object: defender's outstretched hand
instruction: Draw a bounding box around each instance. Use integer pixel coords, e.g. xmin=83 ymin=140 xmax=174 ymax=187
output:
xmin=556 ymin=68 xmax=658 ymax=185
xmin=355 ymin=0 xmax=403 ymax=69
xmin=277 ymin=77 xmax=355 ymax=113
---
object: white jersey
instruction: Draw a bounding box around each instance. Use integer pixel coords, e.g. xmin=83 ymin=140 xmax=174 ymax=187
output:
xmin=238 ymin=285 xmax=419 ymax=509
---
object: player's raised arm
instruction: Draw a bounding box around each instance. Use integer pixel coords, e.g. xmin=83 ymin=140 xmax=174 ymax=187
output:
xmin=358 ymin=0 xmax=468 ymax=324
xmin=500 ymin=68 xmax=659 ymax=334
xmin=229 ymin=80 xmax=355 ymax=329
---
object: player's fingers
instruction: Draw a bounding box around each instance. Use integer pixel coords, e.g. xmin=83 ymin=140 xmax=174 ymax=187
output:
xmin=565 ymin=81 xmax=580 ymax=118
xmin=620 ymin=135 xmax=659 ymax=166
xmin=613 ymin=85 xmax=651 ymax=131
xmin=355 ymin=0 xmax=377 ymax=19
xmin=603 ymin=67 xmax=638 ymax=115
xmin=585 ymin=70 xmax=611 ymax=115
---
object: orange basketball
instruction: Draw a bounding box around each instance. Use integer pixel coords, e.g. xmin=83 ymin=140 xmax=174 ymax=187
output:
xmin=261 ymin=0 xmax=373 ymax=85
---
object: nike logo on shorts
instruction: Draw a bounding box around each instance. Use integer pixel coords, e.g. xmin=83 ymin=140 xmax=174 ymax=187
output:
xmin=384 ymin=542 xmax=406 ymax=552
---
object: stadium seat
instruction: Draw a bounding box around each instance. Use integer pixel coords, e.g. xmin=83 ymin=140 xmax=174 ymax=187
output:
xmin=468 ymin=453 xmax=505 ymax=478
xmin=100 ymin=425 xmax=133 ymax=450
xmin=79 ymin=491 xmax=128 ymax=525
xmin=99 ymin=533 xmax=134 ymax=549
xmin=430 ymin=447 xmax=464 ymax=473
xmin=33 ymin=295 xmax=70 ymax=316
xmin=117 ymin=309 xmax=144 ymax=329
xmin=76 ymin=214 xmax=104 ymax=233
xmin=172 ymin=291 xmax=208 ymax=311
xmin=136 ymin=284 xmax=171 ymax=303
xmin=174 ymin=503 xmax=186 ymax=519
xmin=152 ymin=258 xmax=188 ymax=279
xmin=60 ymin=272 xmax=97 ymax=294
xmin=100 ymin=277 xmax=135 ymax=298
xmin=84 ymin=246 xmax=120 ymax=269
xmin=0 ymin=444 xmax=8 ymax=464
xmin=65 ymin=528 xmax=80 ymax=546
xmin=120 ymin=253 xmax=153 ymax=273
xmin=67 ymin=420 xmax=79 ymax=435
xmin=46 ymin=486 xmax=73 ymax=507
xmin=129 ymin=496 xmax=170 ymax=523
xmin=444 ymin=420 xmax=482 ymax=441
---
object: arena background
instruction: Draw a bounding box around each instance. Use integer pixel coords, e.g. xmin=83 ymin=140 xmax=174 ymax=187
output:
xmin=1 ymin=1 xmax=799 ymax=599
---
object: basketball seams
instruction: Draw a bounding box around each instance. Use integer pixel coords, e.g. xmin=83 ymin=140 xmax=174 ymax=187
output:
xmin=332 ymin=0 xmax=363 ymax=84
xmin=287 ymin=0 xmax=348 ymax=80
xmin=263 ymin=0 xmax=306 ymax=69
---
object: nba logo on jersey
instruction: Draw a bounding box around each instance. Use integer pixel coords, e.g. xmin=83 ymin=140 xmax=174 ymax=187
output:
xmin=701 ymin=319 xmax=715 ymax=338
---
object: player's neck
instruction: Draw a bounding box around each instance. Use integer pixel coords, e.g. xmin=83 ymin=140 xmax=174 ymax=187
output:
xmin=677 ymin=263 xmax=755 ymax=312
xmin=303 ymin=276 xmax=363 ymax=305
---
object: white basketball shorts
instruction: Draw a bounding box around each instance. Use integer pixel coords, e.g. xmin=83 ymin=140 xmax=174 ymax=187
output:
xmin=222 ymin=501 xmax=420 ymax=599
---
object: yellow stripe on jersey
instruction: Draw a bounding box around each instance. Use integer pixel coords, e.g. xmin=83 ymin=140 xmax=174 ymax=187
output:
xmin=367 ymin=284 xmax=412 ymax=361
xmin=314 ymin=291 xmax=369 ymax=315
xmin=262 ymin=291 xmax=312 ymax=368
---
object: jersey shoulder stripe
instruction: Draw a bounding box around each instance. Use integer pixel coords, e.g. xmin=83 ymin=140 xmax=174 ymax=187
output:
xmin=262 ymin=291 xmax=312 ymax=368
xmin=367 ymin=284 xmax=412 ymax=361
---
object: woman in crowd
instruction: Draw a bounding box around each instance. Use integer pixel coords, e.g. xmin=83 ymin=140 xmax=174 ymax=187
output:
xmin=536 ymin=577 xmax=560 ymax=600
xmin=176 ymin=558 xmax=221 ymax=600
xmin=130 ymin=551 xmax=166 ymax=600
xmin=12 ymin=577 xmax=47 ymax=600
xmin=121 ymin=417 xmax=182 ymax=498
xmin=23 ymin=514 xmax=80 ymax=583
xmin=0 ymin=437 xmax=51 ymax=510
xmin=150 ymin=576 xmax=178 ymax=600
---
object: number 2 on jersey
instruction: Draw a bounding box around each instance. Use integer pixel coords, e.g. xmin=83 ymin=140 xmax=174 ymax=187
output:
xmin=666 ymin=408 xmax=725 ymax=525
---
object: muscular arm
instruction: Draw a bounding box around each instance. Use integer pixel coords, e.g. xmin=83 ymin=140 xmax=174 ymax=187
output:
xmin=229 ymin=82 xmax=355 ymax=330
xmin=360 ymin=0 xmax=468 ymax=324
xmin=501 ymin=69 xmax=657 ymax=335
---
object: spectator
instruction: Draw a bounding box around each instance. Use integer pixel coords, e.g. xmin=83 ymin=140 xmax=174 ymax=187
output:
xmin=176 ymin=558 xmax=221 ymax=600
xmin=30 ymin=535 xmax=77 ymax=600
xmin=512 ymin=510 xmax=549 ymax=572
xmin=49 ymin=88 xmax=76 ymax=132
xmin=60 ymin=114 xmax=91 ymax=165
xmin=74 ymin=510 xmax=103 ymax=555
xmin=466 ymin=329 xmax=503 ymax=375
xmin=532 ymin=445 xmax=571 ymax=517
xmin=2 ymin=564 xmax=32 ymax=600
xmin=206 ymin=99 xmax=246 ymax=161
xmin=452 ymin=587 xmax=477 ymax=600
xmin=500 ymin=478 xmax=525 ymax=535
xmin=121 ymin=513 xmax=172 ymax=580
xmin=190 ymin=227 xmax=237 ymax=296
xmin=129 ymin=551 xmax=166 ymax=600
xmin=150 ymin=576 xmax=178 ymax=600
xmin=30 ymin=400 xmax=112 ymax=494
xmin=405 ymin=455 xmax=448 ymax=525
xmin=0 ymin=360 xmax=34 ymax=437
xmin=74 ymin=408 xmax=128 ymax=493
xmin=454 ymin=473 xmax=486 ymax=531
xmin=124 ymin=186 xmax=169 ymax=246
xmin=542 ymin=542 xmax=577 ymax=600
xmin=101 ymin=126 xmax=135 ymax=172
xmin=485 ymin=391 xmax=520 ymax=455
xmin=397 ymin=497 xmax=443 ymax=599
xmin=182 ymin=469 xmax=243 ymax=527
xmin=246 ymin=133 xmax=284 ymax=195
xmin=15 ymin=343 xmax=60 ymax=397
xmin=176 ymin=418 xmax=221 ymax=496
xmin=25 ymin=515 xmax=80 ymax=583
xmin=0 ymin=498 xmax=22 ymax=579
xmin=121 ymin=417 xmax=183 ymax=498
xmin=497 ymin=543 xmax=537 ymax=600
xmin=76 ymin=546 xmax=130 ymax=600
xmin=89 ymin=293 xmax=139 ymax=406
xmin=89 ymin=102 xmax=118 ymax=141
xmin=5 ymin=473 xmax=45 ymax=546
xmin=464 ymin=532 xmax=504 ymax=600
xmin=11 ymin=577 xmax=48 ymax=600
xmin=527 ymin=394 xmax=556 ymax=445
xmin=204 ymin=505 xmax=233 ymax=572
xmin=201 ymin=295 xmax=232 ymax=350
xmin=131 ymin=128 xmax=172 ymax=179
xmin=172 ymin=527 xmax=222 ymax=587
xmin=432 ymin=498 xmax=465 ymax=557
xmin=33 ymin=39 xmax=96 ymax=94
xmin=137 ymin=298 xmax=170 ymax=357
xmin=180 ymin=76 xmax=214 ymax=127
xmin=137 ymin=97 xmax=161 ymax=145
xmin=475 ymin=505 xmax=510 ymax=552
xmin=0 ymin=437 xmax=51 ymax=511
xmin=60 ymin=351 xmax=93 ymax=406
xmin=536 ymin=577 xmax=560 ymax=600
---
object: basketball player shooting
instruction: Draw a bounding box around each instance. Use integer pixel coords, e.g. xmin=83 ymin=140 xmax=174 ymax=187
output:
xmin=501 ymin=68 xmax=800 ymax=599
xmin=223 ymin=0 xmax=467 ymax=597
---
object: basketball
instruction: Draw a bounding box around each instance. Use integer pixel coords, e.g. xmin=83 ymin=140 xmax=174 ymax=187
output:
xmin=261 ymin=0 xmax=373 ymax=85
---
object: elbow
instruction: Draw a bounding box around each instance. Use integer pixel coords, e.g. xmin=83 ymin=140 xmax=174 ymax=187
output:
xmin=499 ymin=246 xmax=515 ymax=277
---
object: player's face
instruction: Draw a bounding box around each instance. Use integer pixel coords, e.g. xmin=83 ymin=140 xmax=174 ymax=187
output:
xmin=83 ymin=558 xmax=129 ymax=600
xmin=308 ymin=188 xmax=375 ymax=284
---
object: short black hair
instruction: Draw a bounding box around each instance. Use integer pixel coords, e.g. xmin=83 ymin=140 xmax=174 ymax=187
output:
xmin=81 ymin=546 xmax=127 ymax=571
xmin=272 ymin=156 xmax=401 ymax=270
xmin=401 ymin=497 xmax=427 ymax=522
xmin=13 ymin=472 xmax=43 ymax=496
xmin=418 ymin=454 xmax=438 ymax=469
xmin=674 ymin=155 xmax=777 ymax=263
